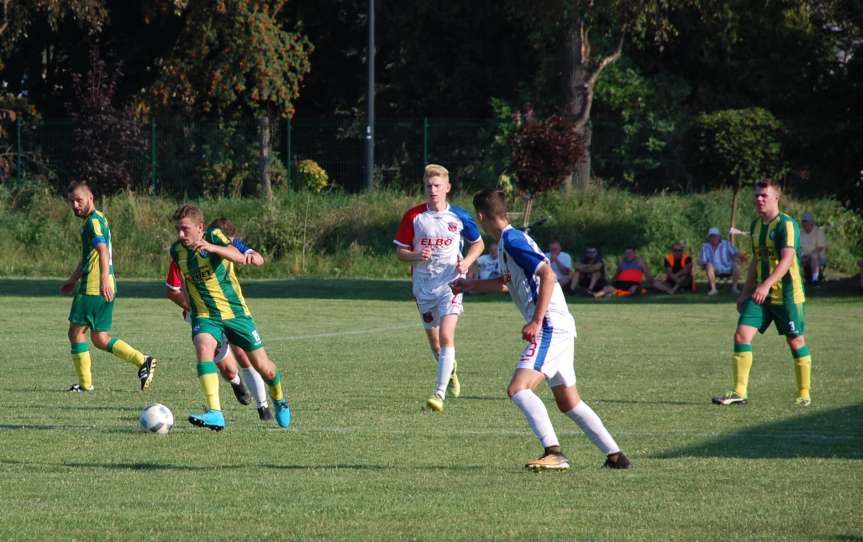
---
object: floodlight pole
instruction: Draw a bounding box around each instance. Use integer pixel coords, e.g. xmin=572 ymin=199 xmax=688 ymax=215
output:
xmin=364 ymin=0 xmax=375 ymax=191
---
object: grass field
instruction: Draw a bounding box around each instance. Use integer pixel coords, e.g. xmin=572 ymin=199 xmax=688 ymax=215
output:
xmin=1 ymin=278 xmax=861 ymax=541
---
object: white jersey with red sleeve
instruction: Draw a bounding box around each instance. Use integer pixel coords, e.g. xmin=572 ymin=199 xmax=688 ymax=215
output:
xmin=394 ymin=203 xmax=482 ymax=302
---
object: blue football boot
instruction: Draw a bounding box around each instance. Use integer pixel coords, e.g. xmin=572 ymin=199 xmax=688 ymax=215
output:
xmin=273 ymin=400 xmax=292 ymax=428
xmin=188 ymin=409 xmax=225 ymax=431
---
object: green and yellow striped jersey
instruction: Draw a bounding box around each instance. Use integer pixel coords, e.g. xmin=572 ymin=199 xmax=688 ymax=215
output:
xmin=78 ymin=210 xmax=115 ymax=295
xmin=750 ymin=212 xmax=805 ymax=305
xmin=169 ymin=227 xmax=251 ymax=321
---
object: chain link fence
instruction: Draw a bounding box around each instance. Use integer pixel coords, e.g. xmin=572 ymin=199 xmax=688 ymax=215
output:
xmin=1 ymin=116 xmax=507 ymax=195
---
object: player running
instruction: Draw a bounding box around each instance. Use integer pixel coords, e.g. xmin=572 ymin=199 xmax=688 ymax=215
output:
xmin=452 ymin=189 xmax=631 ymax=470
xmin=165 ymin=217 xmax=273 ymax=421
xmin=169 ymin=205 xmax=290 ymax=430
xmin=61 ymin=181 xmax=157 ymax=392
xmin=394 ymin=164 xmax=484 ymax=412
xmin=713 ymin=179 xmax=813 ymax=407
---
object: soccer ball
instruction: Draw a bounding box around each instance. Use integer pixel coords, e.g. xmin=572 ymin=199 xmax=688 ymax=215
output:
xmin=139 ymin=403 xmax=174 ymax=434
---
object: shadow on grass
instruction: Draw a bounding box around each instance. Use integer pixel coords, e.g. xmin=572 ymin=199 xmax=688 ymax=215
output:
xmin=2 ymin=277 xmax=859 ymax=303
xmin=657 ymin=403 xmax=863 ymax=460
xmin=0 ymin=458 xmax=485 ymax=472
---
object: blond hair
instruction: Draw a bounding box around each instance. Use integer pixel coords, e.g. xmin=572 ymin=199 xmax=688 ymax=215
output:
xmin=423 ymin=163 xmax=450 ymax=183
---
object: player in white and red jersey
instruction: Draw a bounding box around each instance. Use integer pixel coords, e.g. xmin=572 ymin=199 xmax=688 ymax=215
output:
xmin=452 ymin=189 xmax=631 ymax=471
xmin=164 ymin=218 xmax=273 ymax=421
xmin=393 ymin=164 xmax=485 ymax=412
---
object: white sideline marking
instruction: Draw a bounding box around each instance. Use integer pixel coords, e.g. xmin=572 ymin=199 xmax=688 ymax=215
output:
xmin=268 ymin=323 xmax=421 ymax=342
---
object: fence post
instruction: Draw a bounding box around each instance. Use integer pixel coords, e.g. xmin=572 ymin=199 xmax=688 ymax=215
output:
xmin=423 ymin=117 xmax=429 ymax=168
xmin=15 ymin=116 xmax=22 ymax=189
xmin=286 ymin=118 xmax=292 ymax=191
xmin=150 ymin=118 xmax=157 ymax=193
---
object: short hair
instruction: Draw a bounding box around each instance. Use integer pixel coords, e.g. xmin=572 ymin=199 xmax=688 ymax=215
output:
xmin=472 ymin=189 xmax=508 ymax=219
xmin=755 ymin=178 xmax=782 ymax=194
xmin=423 ymin=164 xmax=450 ymax=183
xmin=67 ymin=180 xmax=93 ymax=196
xmin=173 ymin=204 xmax=204 ymax=225
xmin=208 ymin=217 xmax=236 ymax=237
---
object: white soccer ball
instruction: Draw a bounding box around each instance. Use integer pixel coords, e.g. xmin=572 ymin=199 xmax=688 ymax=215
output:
xmin=139 ymin=403 xmax=174 ymax=434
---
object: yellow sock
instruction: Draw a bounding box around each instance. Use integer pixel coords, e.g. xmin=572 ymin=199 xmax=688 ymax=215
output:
xmin=265 ymin=369 xmax=284 ymax=402
xmin=71 ymin=342 xmax=92 ymax=388
xmin=733 ymin=343 xmax=753 ymax=397
xmin=106 ymin=338 xmax=146 ymax=367
xmin=197 ymin=361 xmax=221 ymax=411
xmin=792 ymin=346 xmax=812 ymax=400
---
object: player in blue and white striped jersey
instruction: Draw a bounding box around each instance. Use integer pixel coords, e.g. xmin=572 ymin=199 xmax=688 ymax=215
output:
xmin=452 ymin=189 xmax=631 ymax=471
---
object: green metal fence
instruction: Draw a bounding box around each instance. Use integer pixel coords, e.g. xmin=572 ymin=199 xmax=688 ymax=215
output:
xmin=2 ymin=117 xmax=504 ymax=194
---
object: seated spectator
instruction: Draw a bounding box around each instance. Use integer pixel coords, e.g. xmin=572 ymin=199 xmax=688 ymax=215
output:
xmin=545 ymin=240 xmax=572 ymax=285
xmin=471 ymin=242 xmax=502 ymax=280
xmin=799 ymin=212 xmax=827 ymax=286
xmin=594 ymin=247 xmax=651 ymax=298
xmin=699 ymin=227 xmax=740 ymax=296
xmin=568 ymin=247 xmax=607 ymax=295
xmin=653 ymin=243 xmax=694 ymax=295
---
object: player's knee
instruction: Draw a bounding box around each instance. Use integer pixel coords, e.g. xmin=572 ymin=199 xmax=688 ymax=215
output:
xmin=734 ymin=329 xmax=751 ymax=344
xmin=507 ymin=383 xmax=526 ymax=398
xmin=91 ymin=333 xmax=111 ymax=350
xmin=787 ymin=335 xmax=805 ymax=349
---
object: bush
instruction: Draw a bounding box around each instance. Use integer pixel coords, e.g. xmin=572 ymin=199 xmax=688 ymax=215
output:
xmin=297 ymin=159 xmax=329 ymax=192
xmin=0 ymin=187 xmax=860 ymax=279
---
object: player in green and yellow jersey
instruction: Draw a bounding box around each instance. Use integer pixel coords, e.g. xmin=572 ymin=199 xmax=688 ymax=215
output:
xmin=713 ymin=179 xmax=813 ymax=407
xmin=61 ymin=181 xmax=157 ymax=392
xmin=170 ymin=204 xmax=291 ymax=430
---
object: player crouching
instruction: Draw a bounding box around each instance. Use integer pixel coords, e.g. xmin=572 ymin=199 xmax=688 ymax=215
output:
xmin=452 ymin=190 xmax=631 ymax=470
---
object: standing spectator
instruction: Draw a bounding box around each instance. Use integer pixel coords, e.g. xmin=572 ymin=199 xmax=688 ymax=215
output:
xmin=653 ymin=243 xmax=694 ymax=295
xmin=594 ymin=247 xmax=651 ymax=298
xmin=568 ymin=247 xmax=607 ymax=295
xmin=700 ymin=227 xmax=740 ymax=296
xmin=799 ymin=212 xmax=827 ymax=286
xmin=545 ymin=241 xmax=572 ymax=285
xmin=472 ymin=241 xmax=502 ymax=280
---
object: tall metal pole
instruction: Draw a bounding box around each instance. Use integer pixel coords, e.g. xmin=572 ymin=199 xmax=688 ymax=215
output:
xmin=364 ymin=0 xmax=375 ymax=191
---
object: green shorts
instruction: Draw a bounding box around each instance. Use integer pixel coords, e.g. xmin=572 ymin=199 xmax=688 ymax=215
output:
xmin=68 ymin=294 xmax=114 ymax=332
xmin=192 ymin=315 xmax=264 ymax=352
xmin=738 ymin=299 xmax=805 ymax=336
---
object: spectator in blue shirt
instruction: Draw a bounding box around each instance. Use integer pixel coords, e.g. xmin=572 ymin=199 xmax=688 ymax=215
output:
xmin=699 ymin=227 xmax=740 ymax=296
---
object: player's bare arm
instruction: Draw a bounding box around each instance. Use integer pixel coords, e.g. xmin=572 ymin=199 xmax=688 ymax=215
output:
xmin=192 ymin=240 xmax=245 ymax=264
xmin=737 ymin=259 xmax=758 ymax=311
xmin=752 ymin=247 xmax=796 ymax=305
xmin=397 ymin=246 xmax=432 ymax=262
xmin=61 ymin=262 xmax=82 ymax=295
xmin=165 ymin=285 xmax=191 ymax=313
xmin=457 ymin=238 xmax=485 ymax=274
xmin=451 ymin=275 xmax=507 ymax=295
xmin=522 ymin=263 xmax=556 ymax=343
xmin=243 ymin=251 xmax=264 ymax=266
xmin=95 ymin=242 xmax=114 ymax=302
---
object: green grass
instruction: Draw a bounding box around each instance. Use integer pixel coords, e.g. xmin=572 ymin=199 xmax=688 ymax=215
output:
xmin=0 ymin=278 xmax=861 ymax=541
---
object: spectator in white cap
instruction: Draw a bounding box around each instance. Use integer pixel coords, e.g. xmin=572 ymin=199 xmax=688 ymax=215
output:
xmin=799 ymin=211 xmax=827 ymax=286
xmin=699 ymin=227 xmax=740 ymax=295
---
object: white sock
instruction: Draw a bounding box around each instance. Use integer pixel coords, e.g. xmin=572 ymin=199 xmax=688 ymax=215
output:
xmin=241 ymin=367 xmax=268 ymax=408
xmin=511 ymin=389 xmax=559 ymax=449
xmin=565 ymin=401 xmax=620 ymax=455
xmin=812 ymin=272 xmax=818 ymax=282
xmin=229 ymin=375 xmax=241 ymax=385
xmin=435 ymin=346 xmax=455 ymax=399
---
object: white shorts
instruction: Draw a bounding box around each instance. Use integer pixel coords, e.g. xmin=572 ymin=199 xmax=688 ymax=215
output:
xmin=516 ymin=326 xmax=576 ymax=388
xmin=185 ymin=310 xmax=231 ymax=363
xmin=416 ymin=290 xmax=464 ymax=330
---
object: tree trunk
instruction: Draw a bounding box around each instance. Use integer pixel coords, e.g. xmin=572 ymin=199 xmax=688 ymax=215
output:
xmin=565 ymin=18 xmax=625 ymax=193
xmin=259 ymin=115 xmax=273 ymax=200
xmin=729 ymin=186 xmax=739 ymax=245
xmin=522 ymin=196 xmax=534 ymax=229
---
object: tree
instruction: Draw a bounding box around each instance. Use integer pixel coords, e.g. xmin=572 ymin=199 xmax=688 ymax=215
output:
xmin=687 ymin=108 xmax=788 ymax=239
xmin=505 ymin=0 xmax=693 ymax=192
xmin=511 ymin=110 xmax=584 ymax=225
xmin=150 ymin=0 xmax=312 ymax=199
xmin=66 ymin=48 xmax=147 ymax=194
